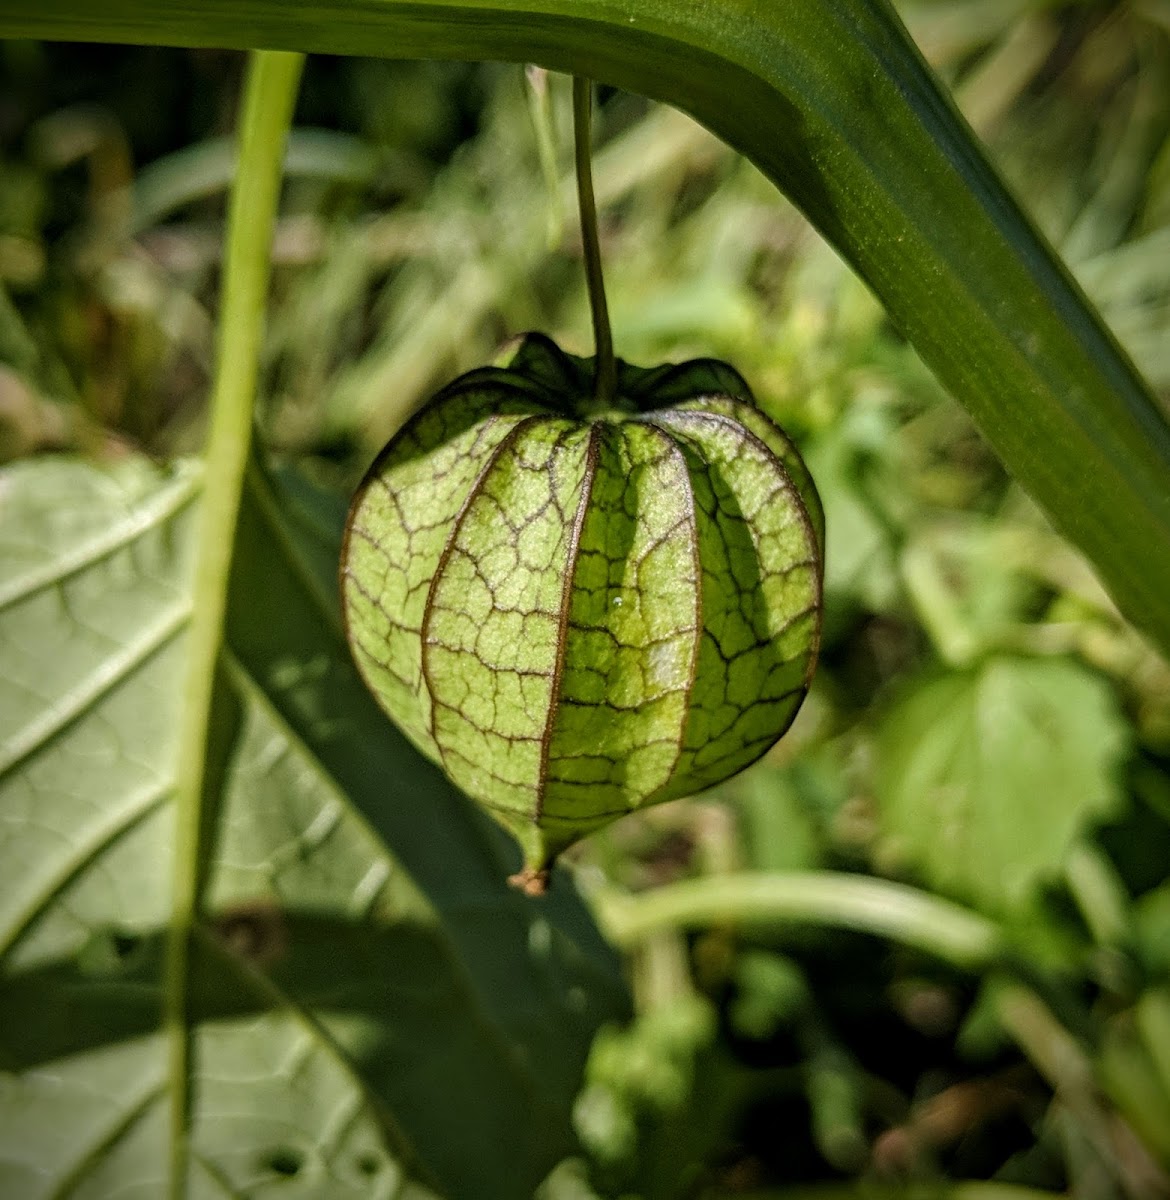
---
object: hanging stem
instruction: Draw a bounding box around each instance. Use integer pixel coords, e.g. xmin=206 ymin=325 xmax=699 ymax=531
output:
xmin=573 ymin=76 xmax=616 ymax=406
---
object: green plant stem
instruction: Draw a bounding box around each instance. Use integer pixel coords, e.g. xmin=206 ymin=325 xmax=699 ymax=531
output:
xmin=900 ymin=540 xmax=980 ymax=667
xmin=572 ymin=75 xmax=616 ymax=407
xmin=993 ymin=983 xmax=1097 ymax=1114
xmin=1137 ymin=988 xmax=1170 ymax=1125
xmin=1065 ymin=842 xmax=1132 ymax=948
xmin=524 ymin=66 xmax=563 ymax=248
xmin=595 ymin=871 xmax=1003 ymax=970
xmin=164 ymin=49 xmax=303 ymax=1200
xmin=991 ymin=982 xmax=1165 ymax=1199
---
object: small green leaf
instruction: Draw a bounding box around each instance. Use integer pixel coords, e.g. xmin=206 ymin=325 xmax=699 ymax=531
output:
xmin=874 ymin=655 xmax=1129 ymax=913
xmin=0 ymin=453 xmax=627 ymax=1199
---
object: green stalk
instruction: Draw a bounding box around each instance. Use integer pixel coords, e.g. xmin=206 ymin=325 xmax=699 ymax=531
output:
xmin=524 ymin=66 xmax=564 ymax=248
xmin=991 ymin=983 xmax=1166 ymax=1196
xmin=1065 ymin=842 xmax=1132 ymax=949
xmin=164 ymin=49 xmax=303 ymax=1199
xmin=1137 ymin=988 xmax=1170 ymax=1119
xmin=595 ymin=871 xmax=1003 ymax=971
xmin=572 ymin=76 xmax=616 ymax=407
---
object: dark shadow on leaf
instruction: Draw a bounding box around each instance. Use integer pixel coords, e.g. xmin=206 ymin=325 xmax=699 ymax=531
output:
xmin=1 ymin=906 xmax=607 ymax=1199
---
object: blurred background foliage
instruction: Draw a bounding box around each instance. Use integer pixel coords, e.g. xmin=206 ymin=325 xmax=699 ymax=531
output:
xmin=3 ymin=0 xmax=1170 ymax=1195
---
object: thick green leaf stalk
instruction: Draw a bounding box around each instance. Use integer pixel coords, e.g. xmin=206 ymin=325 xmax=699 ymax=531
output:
xmin=342 ymin=334 xmax=824 ymax=890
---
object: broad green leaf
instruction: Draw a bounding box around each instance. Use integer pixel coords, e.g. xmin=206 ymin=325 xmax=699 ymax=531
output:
xmin=2 ymin=2 xmax=1168 ymax=657
xmin=874 ymin=656 xmax=1128 ymax=913
xmin=0 ymin=454 xmax=628 ymax=1199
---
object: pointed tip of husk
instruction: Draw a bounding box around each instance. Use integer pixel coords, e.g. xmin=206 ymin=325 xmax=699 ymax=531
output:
xmin=508 ymin=866 xmax=552 ymax=897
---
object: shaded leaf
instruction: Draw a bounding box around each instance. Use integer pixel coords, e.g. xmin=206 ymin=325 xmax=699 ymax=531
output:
xmin=0 ymin=454 xmax=628 ymax=1199
xmin=874 ymin=655 xmax=1128 ymax=913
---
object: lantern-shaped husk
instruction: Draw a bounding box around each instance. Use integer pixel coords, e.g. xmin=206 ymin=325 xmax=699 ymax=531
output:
xmin=342 ymin=334 xmax=824 ymax=889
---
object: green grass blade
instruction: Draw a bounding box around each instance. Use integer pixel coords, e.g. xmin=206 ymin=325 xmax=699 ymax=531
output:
xmin=2 ymin=0 xmax=1168 ymax=652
